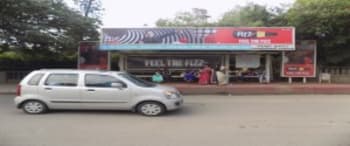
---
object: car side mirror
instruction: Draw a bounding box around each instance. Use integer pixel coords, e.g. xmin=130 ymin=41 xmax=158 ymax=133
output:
xmin=111 ymin=82 xmax=125 ymax=89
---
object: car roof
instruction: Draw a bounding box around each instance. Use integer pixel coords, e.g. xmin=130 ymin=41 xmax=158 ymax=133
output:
xmin=35 ymin=69 xmax=123 ymax=74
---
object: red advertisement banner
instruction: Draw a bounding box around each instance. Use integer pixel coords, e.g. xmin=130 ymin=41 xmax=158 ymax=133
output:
xmin=78 ymin=42 xmax=108 ymax=70
xmin=282 ymin=40 xmax=317 ymax=77
xmin=206 ymin=27 xmax=294 ymax=45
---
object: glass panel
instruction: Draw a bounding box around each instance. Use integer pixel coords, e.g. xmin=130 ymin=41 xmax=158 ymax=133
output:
xmin=85 ymin=74 xmax=121 ymax=88
xmin=45 ymin=74 xmax=78 ymax=87
xmin=119 ymin=73 xmax=155 ymax=87
xmin=27 ymin=73 xmax=44 ymax=86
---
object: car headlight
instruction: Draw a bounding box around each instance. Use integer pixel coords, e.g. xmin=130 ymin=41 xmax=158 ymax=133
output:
xmin=164 ymin=91 xmax=179 ymax=99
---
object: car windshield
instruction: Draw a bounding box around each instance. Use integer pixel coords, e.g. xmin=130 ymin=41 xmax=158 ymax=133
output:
xmin=118 ymin=73 xmax=156 ymax=87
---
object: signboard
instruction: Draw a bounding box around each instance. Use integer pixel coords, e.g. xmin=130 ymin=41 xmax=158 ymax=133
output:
xmin=282 ymin=40 xmax=317 ymax=77
xmin=236 ymin=55 xmax=261 ymax=68
xmin=100 ymin=27 xmax=295 ymax=51
xmin=78 ymin=42 xmax=109 ymax=70
xmin=127 ymin=56 xmax=222 ymax=69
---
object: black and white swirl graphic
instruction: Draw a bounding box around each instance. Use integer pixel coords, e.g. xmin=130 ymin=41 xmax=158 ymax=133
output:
xmin=102 ymin=28 xmax=216 ymax=44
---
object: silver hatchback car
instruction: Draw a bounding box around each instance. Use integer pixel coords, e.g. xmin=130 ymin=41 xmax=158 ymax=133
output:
xmin=14 ymin=69 xmax=183 ymax=116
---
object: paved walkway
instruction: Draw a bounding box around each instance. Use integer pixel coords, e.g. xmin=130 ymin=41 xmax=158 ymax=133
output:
xmin=0 ymin=84 xmax=17 ymax=94
xmin=166 ymin=83 xmax=350 ymax=95
xmin=1 ymin=83 xmax=350 ymax=95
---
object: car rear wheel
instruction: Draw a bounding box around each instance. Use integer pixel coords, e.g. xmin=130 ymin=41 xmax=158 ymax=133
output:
xmin=137 ymin=102 xmax=165 ymax=116
xmin=22 ymin=100 xmax=47 ymax=114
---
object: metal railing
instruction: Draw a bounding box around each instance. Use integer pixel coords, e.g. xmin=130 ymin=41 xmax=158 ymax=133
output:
xmin=319 ymin=66 xmax=350 ymax=75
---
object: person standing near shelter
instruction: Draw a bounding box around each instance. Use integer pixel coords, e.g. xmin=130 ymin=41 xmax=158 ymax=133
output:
xmin=211 ymin=64 xmax=220 ymax=84
xmin=184 ymin=69 xmax=197 ymax=82
xmin=216 ymin=65 xmax=228 ymax=85
xmin=152 ymin=71 xmax=164 ymax=83
xmin=198 ymin=64 xmax=212 ymax=85
xmin=161 ymin=67 xmax=171 ymax=82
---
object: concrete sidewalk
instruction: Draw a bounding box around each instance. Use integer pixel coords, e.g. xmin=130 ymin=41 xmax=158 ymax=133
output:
xmin=0 ymin=84 xmax=17 ymax=94
xmin=168 ymin=83 xmax=350 ymax=95
xmin=1 ymin=83 xmax=350 ymax=95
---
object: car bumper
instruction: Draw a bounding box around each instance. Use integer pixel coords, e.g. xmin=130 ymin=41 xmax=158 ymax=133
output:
xmin=164 ymin=98 xmax=184 ymax=111
xmin=14 ymin=96 xmax=23 ymax=108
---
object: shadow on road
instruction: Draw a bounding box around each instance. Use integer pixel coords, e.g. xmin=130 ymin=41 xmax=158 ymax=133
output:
xmin=162 ymin=105 xmax=195 ymax=117
xmin=43 ymin=105 xmax=196 ymax=117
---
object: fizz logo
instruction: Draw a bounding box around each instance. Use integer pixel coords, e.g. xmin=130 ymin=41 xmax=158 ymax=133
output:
xmin=233 ymin=30 xmax=277 ymax=38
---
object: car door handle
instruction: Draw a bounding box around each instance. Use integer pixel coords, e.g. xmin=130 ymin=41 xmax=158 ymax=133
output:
xmin=44 ymin=87 xmax=52 ymax=90
xmin=87 ymin=89 xmax=95 ymax=92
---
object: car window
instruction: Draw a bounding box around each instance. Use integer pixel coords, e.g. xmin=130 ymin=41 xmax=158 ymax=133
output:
xmin=119 ymin=73 xmax=156 ymax=87
xmin=45 ymin=74 xmax=78 ymax=87
xmin=27 ymin=73 xmax=44 ymax=86
xmin=85 ymin=74 xmax=124 ymax=88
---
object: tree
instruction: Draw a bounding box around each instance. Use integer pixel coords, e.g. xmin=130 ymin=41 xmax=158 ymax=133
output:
xmin=287 ymin=0 xmax=350 ymax=65
xmin=0 ymin=0 xmax=100 ymax=59
xmin=156 ymin=8 xmax=214 ymax=27
xmin=73 ymin=0 xmax=102 ymax=19
xmin=73 ymin=0 xmax=102 ymax=42
xmin=267 ymin=4 xmax=291 ymax=27
xmin=218 ymin=3 xmax=275 ymax=27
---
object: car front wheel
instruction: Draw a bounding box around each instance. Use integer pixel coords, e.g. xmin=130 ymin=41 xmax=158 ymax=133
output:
xmin=137 ymin=102 xmax=165 ymax=116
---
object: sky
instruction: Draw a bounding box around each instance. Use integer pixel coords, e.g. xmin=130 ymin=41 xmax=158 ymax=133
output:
xmin=68 ymin=0 xmax=295 ymax=28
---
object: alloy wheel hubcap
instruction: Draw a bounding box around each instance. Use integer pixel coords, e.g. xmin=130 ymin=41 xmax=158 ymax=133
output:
xmin=141 ymin=104 xmax=161 ymax=116
xmin=24 ymin=102 xmax=44 ymax=113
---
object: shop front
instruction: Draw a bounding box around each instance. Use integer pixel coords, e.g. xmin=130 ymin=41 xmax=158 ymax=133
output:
xmin=97 ymin=27 xmax=295 ymax=83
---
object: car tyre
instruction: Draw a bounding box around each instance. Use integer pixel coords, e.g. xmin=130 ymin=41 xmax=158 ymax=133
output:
xmin=22 ymin=100 xmax=48 ymax=114
xmin=137 ymin=101 xmax=165 ymax=116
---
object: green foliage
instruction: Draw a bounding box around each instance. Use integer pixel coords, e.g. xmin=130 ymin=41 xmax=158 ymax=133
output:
xmin=156 ymin=8 xmax=215 ymax=27
xmin=287 ymin=0 xmax=350 ymax=65
xmin=156 ymin=4 xmax=289 ymax=27
xmin=0 ymin=51 xmax=24 ymax=61
xmin=74 ymin=0 xmax=103 ymax=18
xmin=0 ymin=0 xmax=101 ymax=69
xmin=0 ymin=51 xmax=76 ymax=70
xmin=218 ymin=3 xmax=274 ymax=27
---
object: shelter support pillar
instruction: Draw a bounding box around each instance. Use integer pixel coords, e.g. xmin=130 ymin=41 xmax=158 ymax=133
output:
xmin=118 ymin=54 xmax=125 ymax=71
xmin=225 ymin=54 xmax=230 ymax=77
xmin=303 ymin=77 xmax=307 ymax=84
xmin=107 ymin=52 xmax=111 ymax=70
xmin=265 ymin=54 xmax=272 ymax=83
xmin=288 ymin=77 xmax=292 ymax=84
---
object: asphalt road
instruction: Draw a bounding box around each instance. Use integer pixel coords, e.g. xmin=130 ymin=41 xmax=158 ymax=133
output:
xmin=1 ymin=94 xmax=350 ymax=146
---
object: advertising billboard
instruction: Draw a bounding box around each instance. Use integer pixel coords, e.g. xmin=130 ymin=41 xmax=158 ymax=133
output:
xmin=100 ymin=27 xmax=295 ymax=51
xmin=78 ymin=42 xmax=109 ymax=70
xmin=282 ymin=40 xmax=317 ymax=77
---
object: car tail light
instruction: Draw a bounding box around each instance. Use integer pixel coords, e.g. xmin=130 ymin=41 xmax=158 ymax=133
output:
xmin=16 ymin=85 xmax=21 ymax=96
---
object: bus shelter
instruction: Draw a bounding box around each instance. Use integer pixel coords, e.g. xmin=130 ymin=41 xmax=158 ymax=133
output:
xmin=91 ymin=27 xmax=296 ymax=83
